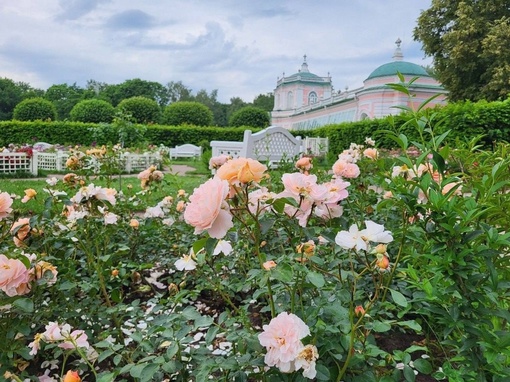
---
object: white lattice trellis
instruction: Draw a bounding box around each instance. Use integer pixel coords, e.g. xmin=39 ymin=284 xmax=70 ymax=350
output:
xmin=0 ymin=152 xmax=31 ymax=173
xmin=0 ymin=151 xmax=162 ymax=176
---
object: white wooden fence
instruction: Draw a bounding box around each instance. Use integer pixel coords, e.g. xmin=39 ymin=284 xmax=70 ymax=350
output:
xmin=0 ymin=151 xmax=162 ymax=176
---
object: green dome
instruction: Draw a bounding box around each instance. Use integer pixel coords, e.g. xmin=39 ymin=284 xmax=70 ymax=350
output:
xmin=287 ymin=71 xmax=325 ymax=82
xmin=366 ymin=61 xmax=429 ymax=80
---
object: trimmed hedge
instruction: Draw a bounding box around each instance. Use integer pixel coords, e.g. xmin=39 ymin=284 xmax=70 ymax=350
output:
xmin=117 ymin=96 xmax=161 ymax=124
xmin=70 ymin=99 xmax=115 ymax=123
xmin=0 ymin=121 xmax=251 ymax=148
xmin=302 ymin=98 xmax=510 ymax=154
xmin=13 ymin=98 xmax=57 ymax=122
xmin=162 ymin=102 xmax=214 ymax=126
xmin=2 ymin=98 xmax=510 ymax=151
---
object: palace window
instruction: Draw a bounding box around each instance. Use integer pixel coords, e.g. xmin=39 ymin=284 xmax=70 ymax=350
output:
xmin=308 ymin=91 xmax=318 ymax=104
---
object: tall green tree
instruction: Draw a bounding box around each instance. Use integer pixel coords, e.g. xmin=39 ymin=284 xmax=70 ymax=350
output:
xmin=253 ymin=93 xmax=274 ymax=112
xmin=414 ymin=0 xmax=510 ymax=101
xmin=166 ymin=81 xmax=193 ymax=103
xmin=45 ymin=83 xmax=85 ymax=120
xmin=0 ymin=78 xmax=44 ymax=121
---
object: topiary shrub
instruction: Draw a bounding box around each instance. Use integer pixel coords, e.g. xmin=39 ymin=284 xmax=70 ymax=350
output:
xmin=70 ymin=99 xmax=115 ymax=123
xmin=229 ymin=106 xmax=270 ymax=128
xmin=162 ymin=101 xmax=214 ymax=126
xmin=117 ymin=96 xmax=161 ymax=124
xmin=13 ymin=97 xmax=57 ymax=121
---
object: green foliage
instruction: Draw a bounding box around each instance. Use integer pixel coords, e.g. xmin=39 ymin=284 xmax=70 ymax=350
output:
xmin=162 ymin=101 xmax=214 ymax=126
xmin=306 ymin=96 xmax=510 ymax=155
xmin=45 ymin=83 xmax=86 ymax=121
xmin=253 ymin=93 xmax=275 ymax=112
xmin=70 ymin=99 xmax=115 ymax=123
xmin=117 ymin=96 xmax=161 ymax=124
xmin=228 ymin=106 xmax=270 ymax=128
xmin=12 ymin=97 xmax=57 ymax=122
xmin=414 ymin=0 xmax=510 ymax=101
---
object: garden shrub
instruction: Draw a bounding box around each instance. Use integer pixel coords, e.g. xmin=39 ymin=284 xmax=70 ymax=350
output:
xmin=116 ymin=96 xmax=161 ymax=124
xmin=1 ymin=84 xmax=510 ymax=381
xmin=162 ymin=101 xmax=214 ymax=126
xmin=70 ymin=99 xmax=115 ymax=123
xmin=12 ymin=97 xmax=57 ymax=122
xmin=228 ymin=106 xmax=270 ymax=128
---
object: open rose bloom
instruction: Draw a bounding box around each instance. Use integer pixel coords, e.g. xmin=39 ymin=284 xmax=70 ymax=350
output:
xmin=183 ymin=177 xmax=233 ymax=239
xmin=258 ymin=312 xmax=318 ymax=379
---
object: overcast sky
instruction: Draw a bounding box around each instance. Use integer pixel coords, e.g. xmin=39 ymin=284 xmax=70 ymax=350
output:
xmin=0 ymin=0 xmax=432 ymax=103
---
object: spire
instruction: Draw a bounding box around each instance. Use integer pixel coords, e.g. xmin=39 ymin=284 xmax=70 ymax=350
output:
xmin=300 ymin=54 xmax=310 ymax=73
xmin=393 ymin=38 xmax=403 ymax=61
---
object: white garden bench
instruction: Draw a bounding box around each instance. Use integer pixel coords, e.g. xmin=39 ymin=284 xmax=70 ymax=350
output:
xmin=210 ymin=125 xmax=303 ymax=171
xmin=169 ymin=144 xmax=202 ymax=159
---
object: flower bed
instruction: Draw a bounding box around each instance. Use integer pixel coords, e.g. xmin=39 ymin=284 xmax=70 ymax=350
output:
xmin=1 ymin=96 xmax=509 ymax=381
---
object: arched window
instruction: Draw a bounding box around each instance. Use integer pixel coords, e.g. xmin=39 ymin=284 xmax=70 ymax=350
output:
xmin=308 ymin=91 xmax=318 ymax=104
xmin=287 ymin=91 xmax=293 ymax=109
xmin=360 ymin=113 xmax=369 ymax=120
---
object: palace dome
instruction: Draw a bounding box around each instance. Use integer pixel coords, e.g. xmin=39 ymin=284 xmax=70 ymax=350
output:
xmin=366 ymin=61 xmax=429 ymax=80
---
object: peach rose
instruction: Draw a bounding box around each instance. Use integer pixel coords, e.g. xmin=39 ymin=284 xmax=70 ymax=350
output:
xmin=63 ymin=370 xmax=81 ymax=382
xmin=332 ymin=160 xmax=360 ymax=179
xmin=183 ymin=177 xmax=233 ymax=239
xmin=0 ymin=254 xmax=31 ymax=296
xmin=263 ymin=260 xmax=277 ymax=270
xmin=21 ymin=188 xmax=37 ymax=203
xmin=295 ymin=157 xmax=313 ymax=173
xmin=129 ymin=219 xmax=140 ymax=229
xmin=11 ymin=218 xmax=31 ymax=247
xmin=216 ymin=157 xmax=267 ymax=185
xmin=0 ymin=192 xmax=13 ymax=220
xmin=363 ymin=148 xmax=378 ymax=160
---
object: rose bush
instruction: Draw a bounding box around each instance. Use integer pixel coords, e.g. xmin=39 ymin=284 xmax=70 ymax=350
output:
xmin=0 ymin=85 xmax=509 ymax=381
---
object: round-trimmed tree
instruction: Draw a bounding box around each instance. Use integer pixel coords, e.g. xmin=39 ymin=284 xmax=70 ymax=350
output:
xmin=13 ymin=97 xmax=57 ymax=121
xmin=163 ymin=101 xmax=214 ymax=126
xmin=117 ymin=96 xmax=161 ymax=124
xmin=229 ymin=106 xmax=270 ymax=128
xmin=70 ymin=99 xmax=115 ymax=123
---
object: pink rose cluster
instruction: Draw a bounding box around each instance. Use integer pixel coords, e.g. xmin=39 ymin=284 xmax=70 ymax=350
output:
xmin=28 ymin=321 xmax=90 ymax=356
xmin=332 ymin=139 xmax=379 ymax=179
xmin=258 ymin=312 xmax=318 ymax=379
xmin=0 ymin=253 xmax=58 ymax=297
xmin=278 ymin=173 xmax=350 ymax=227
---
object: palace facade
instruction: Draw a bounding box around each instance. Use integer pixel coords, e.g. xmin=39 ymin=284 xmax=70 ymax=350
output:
xmin=271 ymin=39 xmax=447 ymax=131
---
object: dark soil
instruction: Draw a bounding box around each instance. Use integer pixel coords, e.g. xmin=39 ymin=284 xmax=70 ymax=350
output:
xmin=376 ymin=331 xmax=438 ymax=381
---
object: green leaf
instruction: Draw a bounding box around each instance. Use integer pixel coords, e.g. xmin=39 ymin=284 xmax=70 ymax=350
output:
xmin=413 ymin=358 xmax=433 ymax=374
xmin=140 ymin=363 xmax=159 ymax=382
xmin=97 ymin=349 xmax=115 ymax=363
xmin=97 ymin=372 xmax=117 ymax=382
xmin=192 ymin=238 xmax=208 ymax=255
xmin=13 ymin=298 xmax=34 ymax=313
xmin=403 ymin=365 xmax=416 ymax=381
xmin=306 ymin=271 xmax=325 ymax=288
xmin=372 ymin=320 xmax=391 ymax=332
xmin=315 ymin=363 xmax=331 ymax=380
xmin=397 ymin=320 xmax=422 ymax=331
xmin=389 ymin=289 xmax=408 ymax=308
xmin=273 ymin=262 xmax=293 ymax=282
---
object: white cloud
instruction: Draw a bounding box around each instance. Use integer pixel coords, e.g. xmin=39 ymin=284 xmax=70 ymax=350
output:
xmin=0 ymin=0 xmax=433 ymax=103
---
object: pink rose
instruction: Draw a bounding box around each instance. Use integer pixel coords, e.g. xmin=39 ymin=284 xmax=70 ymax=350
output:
xmin=0 ymin=192 xmax=13 ymax=220
xmin=184 ymin=177 xmax=233 ymax=239
xmin=209 ymin=154 xmax=231 ymax=170
xmin=332 ymin=160 xmax=360 ymax=178
xmin=258 ymin=312 xmax=310 ymax=372
xmin=0 ymin=254 xmax=31 ymax=296
xmin=363 ymin=148 xmax=378 ymax=160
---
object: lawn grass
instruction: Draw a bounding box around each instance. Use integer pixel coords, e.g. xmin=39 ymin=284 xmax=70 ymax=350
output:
xmin=1 ymin=167 xmax=208 ymax=216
